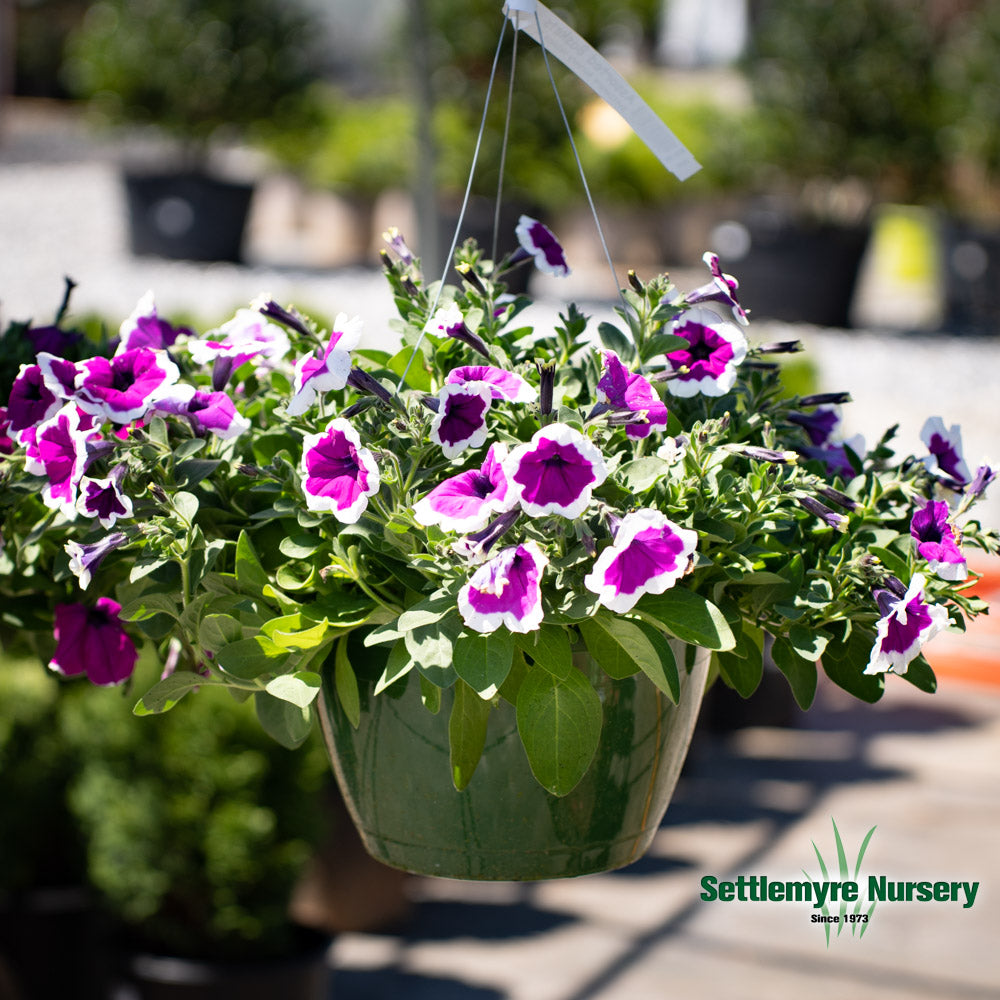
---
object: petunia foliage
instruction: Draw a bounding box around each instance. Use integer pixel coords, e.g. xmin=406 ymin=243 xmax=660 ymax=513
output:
xmin=0 ymin=226 xmax=997 ymax=797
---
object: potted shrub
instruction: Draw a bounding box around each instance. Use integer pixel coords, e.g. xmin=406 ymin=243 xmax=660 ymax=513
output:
xmin=0 ymin=214 xmax=996 ymax=881
xmin=62 ymin=0 xmax=323 ymax=262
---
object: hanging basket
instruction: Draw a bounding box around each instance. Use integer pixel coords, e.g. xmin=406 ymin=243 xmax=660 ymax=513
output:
xmin=318 ymin=643 xmax=710 ymax=881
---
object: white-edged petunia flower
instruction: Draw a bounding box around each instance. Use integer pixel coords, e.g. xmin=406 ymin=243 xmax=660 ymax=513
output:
xmin=596 ymin=351 xmax=669 ymax=440
xmin=910 ymin=498 xmax=967 ymax=581
xmin=286 ymin=313 xmax=362 ymax=416
xmin=6 ymin=363 xmax=62 ymax=433
xmin=921 ymin=416 xmax=971 ymax=486
xmin=504 ymin=423 xmax=608 ymax=519
xmin=664 ymin=307 xmax=748 ymax=398
xmin=429 ymin=383 xmax=493 ymax=460
xmin=584 ymin=509 xmax=697 ymax=613
xmin=66 ymin=531 xmax=129 ymax=589
xmin=75 ymin=348 xmax=192 ymax=425
xmin=445 ymin=365 xmax=537 ymax=404
xmin=683 ymin=251 xmax=749 ymax=325
xmin=414 ymin=443 xmax=514 ymax=533
xmin=76 ymin=465 xmax=133 ymax=528
xmin=864 ymin=574 xmax=950 ymax=675
xmin=24 ymin=404 xmax=91 ymax=516
xmin=117 ymin=290 xmax=188 ymax=354
xmin=300 ymin=417 xmax=380 ymax=524
xmin=514 ymin=215 xmax=570 ymax=277
xmin=458 ymin=540 xmax=549 ymax=634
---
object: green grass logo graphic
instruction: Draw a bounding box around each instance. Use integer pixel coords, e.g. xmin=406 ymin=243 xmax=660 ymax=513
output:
xmin=805 ymin=818 xmax=878 ymax=945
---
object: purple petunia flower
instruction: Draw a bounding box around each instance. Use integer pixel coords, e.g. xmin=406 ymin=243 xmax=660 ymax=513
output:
xmin=75 ymin=347 xmax=191 ymax=425
xmin=444 ymin=365 xmax=537 ymax=404
xmin=49 ymin=597 xmax=138 ymax=686
xmin=584 ymin=509 xmax=697 ymax=613
xmin=504 ymin=423 xmax=608 ymax=519
xmin=664 ymin=307 xmax=748 ymax=397
xmin=287 ymin=313 xmax=362 ymax=416
xmin=413 ymin=443 xmax=515 ymax=533
xmin=514 ymin=215 xmax=570 ymax=277
xmin=7 ymin=363 xmax=62 ymax=433
xmin=23 ymin=405 xmax=90 ymax=515
xmin=865 ymin=574 xmax=949 ymax=676
xmin=300 ymin=417 xmax=380 ymax=523
xmin=429 ymin=383 xmax=493 ymax=460
xmin=596 ymin=351 xmax=669 ymax=440
xmin=426 ymin=304 xmax=490 ymax=358
xmin=966 ymin=464 xmax=996 ymax=501
xmin=683 ymin=251 xmax=749 ymax=325
xmin=212 ymin=308 xmax=291 ymax=366
xmin=458 ymin=540 xmax=549 ymax=634
xmin=77 ymin=465 xmax=133 ymax=528
xmin=37 ymin=352 xmax=80 ymax=403
xmin=921 ymin=417 xmax=971 ymax=486
xmin=382 ymin=227 xmax=415 ymax=266
xmin=117 ymin=290 xmax=190 ymax=353
xmin=26 ymin=324 xmax=82 ymax=357
xmin=788 ymin=406 xmax=840 ymax=447
xmin=910 ymin=498 xmax=967 ymax=581
xmin=65 ymin=531 xmax=129 ymax=589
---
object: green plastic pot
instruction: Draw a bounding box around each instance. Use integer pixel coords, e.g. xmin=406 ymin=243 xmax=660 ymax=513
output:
xmin=319 ymin=642 xmax=711 ymax=881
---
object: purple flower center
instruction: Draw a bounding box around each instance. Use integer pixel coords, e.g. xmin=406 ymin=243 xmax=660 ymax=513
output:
xmin=438 ymin=392 xmax=489 ymax=448
xmin=524 ymin=220 xmax=565 ymax=271
xmin=514 ymin=438 xmax=597 ymax=508
xmin=602 ymin=527 xmax=687 ymax=598
xmin=668 ymin=322 xmax=734 ymax=378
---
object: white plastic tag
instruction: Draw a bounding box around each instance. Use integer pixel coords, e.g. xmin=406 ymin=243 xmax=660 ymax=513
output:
xmin=502 ymin=1 xmax=701 ymax=181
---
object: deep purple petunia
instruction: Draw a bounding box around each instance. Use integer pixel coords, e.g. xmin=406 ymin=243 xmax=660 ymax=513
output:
xmin=65 ymin=531 xmax=129 ymax=589
xmin=414 ymin=442 xmax=514 ymax=533
xmin=683 ymin=251 xmax=749 ymax=325
xmin=910 ymin=498 xmax=967 ymax=580
xmin=7 ymin=363 xmax=62 ymax=433
xmin=37 ymin=352 xmax=80 ymax=403
xmin=429 ymin=383 xmax=493 ymax=460
xmin=76 ymin=347 xmax=191 ymax=425
xmin=26 ymin=324 xmax=83 ymax=357
xmin=514 ymin=215 xmax=570 ymax=277
xmin=920 ymin=416 xmax=970 ymax=486
xmin=664 ymin=307 xmax=748 ymax=397
xmin=584 ymin=509 xmax=697 ymax=613
xmin=300 ymin=417 xmax=380 ymax=523
xmin=458 ymin=540 xmax=549 ymax=634
xmin=504 ymin=423 xmax=608 ymax=519
xmin=597 ymin=351 xmax=669 ymax=440
xmin=117 ymin=291 xmax=190 ymax=353
xmin=157 ymin=390 xmax=249 ymax=440
xmin=788 ymin=406 xmax=841 ymax=447
xmin=445 ymin=365 xmax=537 ymax=404
xmin=287 ymin=313 xmax=362 ymax=416
xmin=77 ymin=465 xmax=133 ymax=528
xmin=865 ymin=574 xmax=949 ymax=675
xmin=23 ymin=405 xmax=90 ymax=515
xmin=49 ymin=597 xmax=138 ymax=686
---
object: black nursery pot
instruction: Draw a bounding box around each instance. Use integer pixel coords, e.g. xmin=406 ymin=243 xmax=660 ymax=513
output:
xmin=123 ymin=171 xmax=255 ymax=263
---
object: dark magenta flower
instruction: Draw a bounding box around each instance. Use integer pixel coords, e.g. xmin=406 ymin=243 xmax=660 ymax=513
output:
xmin=157 ymin=390 xmax=249 ymax=440
xmin=287 ymin=313 xmax=362 ymax=416
xmin=788 ymin=406 xmax=840 ymax=447
xmin=921 ymin=417 xmax=970 ymax=486
xmin=76 ymin=348 xmax=191 ymax=425
xmin=865 ymin=574 xmax=948 ymax=676
xmin=77 ymin=465 xmax=133 ymax=528
xmin=513 ymin=215 xmax=570 ymax=277
xmin=23 ymin=405 xmax=90 ymax=515
xmin=445 ymin=365 xmax=536 ymax=404
xmin=683 ymin=251 xmax=749 ymax=325
xmin=49 ymin=597 xmax=138 ymax=686
xmin=299 ymin=417 xmax=380 ymax=523
xmin=413 ymin=443 xmax=514 ymax=533
xmin=664 ymin=307 xmax=747 ymax=397
xmin=584 ymin=509 xmax=697 ymax=612
xmin=7 ymin=363 xmax=61 ymax=433
xmin=429 ymin=383 xmax=493 ymax=460
xmin=910 ymin=498 xmax=966 ymax=581
xmin=596 ymin=350 xmax=669 ymax=440
xmin=26 ymin=324 xmax=83 ymax=357
xmin=458 ymin=540 xmax=549 ymax=634
xmin=118 ymin=291 xmax=190 ymax=352
xmin=504 ymin=423 xmax=608 ymax=519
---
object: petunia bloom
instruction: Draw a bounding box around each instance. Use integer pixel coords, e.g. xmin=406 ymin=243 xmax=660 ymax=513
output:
xmin=683 ymin=251 xmax=749 ymax=325
xmin=921 ymin=416 xmax=970 ymax=486
xmin=211 ymin=308 xmax=291 ymax=366
xmin=414 ymin=443 xmax=514 ymax=533
xmin=445 ymin=365 xmax=537 ymax=404
xmin=584 ymin=509 xmax=697 ymax=613
xmin=788 ymin=406 xmax=841 ymax=447
xmin=596 ymin=351 xmax=669 ymax=440
xmin=910 ymin=498 xmax=967 ymax=581
xmin=77 ymin=465 xmax=133 ymax=528
xmin=865 ymin=574 xmax=949 ymax=676
xmin=458 ymin=540 xmax=549 ymax=634
xmin=426 ymin=304 xmax=490 ymax=358
xmin=300 ymin=417 xmax=380 ymax=523
xmin=49 ymin=597 xmax=138 ymax=686
xmin=155 ymin=390 xmax=249 ymax=440
xmin=23 ymin=405 xmax=91 ymax=515
xmin=504 ymin=423 xmax=608 ymax=519
xmin=66 ymin=531 xmax=128 ymax=589
xmin=286 ymin=313 xmax=362 ymax=416
xmin=513 ymin=215 xmax=570 ymax=277
xmin=7 ymin=363 xmax=62 ymax=433
xmin=429 ymin=383 xmax=493 ymax=460
xmin=75 ymin=347 xmax=191 ymax=425
xmin=664 ymin=307 xmax=748 ymax=397
xmin=117 ymin=290 xmax=190 ymax=353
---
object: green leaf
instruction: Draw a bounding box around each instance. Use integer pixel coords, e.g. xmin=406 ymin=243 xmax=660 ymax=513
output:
xmin=597 ymin=321 xmax=634 ymax=360
xmin=172 ymin=490 xmax=199 ymax=525
xmin=771 ymin=635 xmax=819 ymax=710
xmin=822 ymin=629 xmax=885 ymax=703
xmin=643 ymin=332 xmax=688 ymax=356
xmin=388 ymin=346 xmax=431 ymax=391
xmin=631 ymin=621 xmax=680 ymax=703
xmin=175 ymin=459 xmax=221 ymax=487
xmin=715 ymin=623 xmax=764 ymax=697
xmin=334 ymin=640 xmax=361 ymax=726
xmin=404 ymin=613 xmax=462 ymax=687
xmin=419 ymin=674 xmax=441 ymax=714
xmin=636 ymin=588 xmax=736 ymax=651
xmin=516 ymin=667 xmax=603 ymax=796
xmin=133 ymin=672 xmax=204 ymax=715
xmin=119 ymin=592 xmax=181 ymax=623
xmin=265 ymin=671 xmax=322 ymax=709
xmin=173 ymin=437 xmax=207 ymax=461
xmin=397 ymin=592 xmax=455 ymax=631
xmin=198 ymin=613 xmax=243 ymax=654
xmin=617 ymin=457 xmax=670 ymax=493
xmin=235 ymin=529 xmax=269 ymax=597
xmin=254 ymin=691 xmax=312 ymax=749
xmin=578 ymin=612 xmax=658 ymax=679
xmin=216 ymin=635 xmax=289 ymax=680
xmin=449 ymin=680 xmax=491 ymax=790
xmin=788 ymin=625 xmax=830 ymax=662
xmin=511 ymin=625 xmax=573 ymax=678
xmin=453 ymin=631 xmax=514 ymax=697
xmin=375 ymin=641 xmax=414 ymax=694
xmin=900 ymin=653 xmax=937 ymax=694
xmin=269 ymin=619 xmax=330 ymax=651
